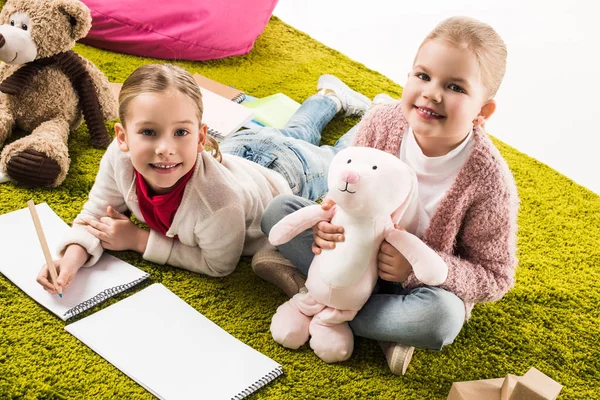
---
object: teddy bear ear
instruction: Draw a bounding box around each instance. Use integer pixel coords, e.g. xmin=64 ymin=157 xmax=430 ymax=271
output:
xmin=57 ymin=0 xmax=92 ymax=41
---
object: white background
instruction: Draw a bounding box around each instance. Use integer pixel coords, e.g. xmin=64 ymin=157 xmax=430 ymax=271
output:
xmin=274 ymin=0 xmax=600 ymax=194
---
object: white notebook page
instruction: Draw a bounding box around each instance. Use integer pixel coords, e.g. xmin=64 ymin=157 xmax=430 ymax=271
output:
xmin=201 ymin=87 xmax=254 ymax=139
xmin=65 ymin=284 xmax=282 ymax=400
xmin=0 ymin=203 xmax=149 ymax=320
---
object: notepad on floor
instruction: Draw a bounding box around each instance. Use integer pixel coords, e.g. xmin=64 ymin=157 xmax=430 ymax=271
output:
xmin=0 ymin=203 xmax=149 ymax=320
xmin=109 ymin=74 xmax=246 ymax=103
xmin=192 ymin=73 xmax=246 ymax=103
xmin=243 ymin=93 xmax=301 ymax=129
xmin=66 ymin=284 xmax=283 ymax=400
xmin=200 ymin=87 xmax=254 ymax=141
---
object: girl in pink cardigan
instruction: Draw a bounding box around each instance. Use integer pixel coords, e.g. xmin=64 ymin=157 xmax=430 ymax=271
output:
xmin=256 ymin=16 xmax=519 ymax=375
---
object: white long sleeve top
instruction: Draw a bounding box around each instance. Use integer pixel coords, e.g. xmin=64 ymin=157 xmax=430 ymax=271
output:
xmin=57 ymin=139 xmax=292 ymax=277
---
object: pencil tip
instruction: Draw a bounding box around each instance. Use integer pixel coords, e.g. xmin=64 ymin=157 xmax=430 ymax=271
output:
xmin=59 ymin=294 xmax=63 ymax=298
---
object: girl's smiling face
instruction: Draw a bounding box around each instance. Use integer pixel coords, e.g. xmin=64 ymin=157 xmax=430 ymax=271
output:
xmin=401 ymin=39 xmax=495 ymax=156
xmin=115 ymin=90 xmax=207 ymax=194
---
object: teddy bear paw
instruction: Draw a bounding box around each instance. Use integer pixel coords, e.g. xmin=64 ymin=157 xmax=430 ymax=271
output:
xmin=6 ymin=149 xmax=62 ymax=187
xmin=0 ymin=170 xmax=11 ymax=183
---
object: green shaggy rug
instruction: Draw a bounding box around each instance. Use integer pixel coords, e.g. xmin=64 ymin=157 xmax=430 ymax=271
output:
xmin=1 ymin=13 xmax=599 ymax=400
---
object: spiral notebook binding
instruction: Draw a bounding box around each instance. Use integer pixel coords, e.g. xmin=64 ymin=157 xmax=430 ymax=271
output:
xmin=231 ymin=92 xmax=246 ymax=104
xmin=231 ymin=366 xmax=283 ymax=400
xmin=63 ymin=273 xmax=150 ymax=319
xmin=207 ymin=127 xmax=224 ymax=141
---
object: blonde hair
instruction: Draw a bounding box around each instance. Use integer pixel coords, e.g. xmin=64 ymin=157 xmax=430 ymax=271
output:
xmin=118 ymin=64 xmax=222 ymax=162
xmin=420 ymin=16 xmax=507 ymax=99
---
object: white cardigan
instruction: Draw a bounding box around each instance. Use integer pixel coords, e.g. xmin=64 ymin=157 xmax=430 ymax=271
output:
xmin=58 ymin=139 xmax=292 ymax=277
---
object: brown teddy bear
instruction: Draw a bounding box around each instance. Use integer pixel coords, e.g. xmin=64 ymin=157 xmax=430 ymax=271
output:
xmin=0 ymin=0 xmax=117 ymax=187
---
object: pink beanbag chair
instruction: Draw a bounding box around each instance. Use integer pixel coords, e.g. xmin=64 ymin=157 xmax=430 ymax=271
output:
xmin=79 ymin=0 xmax=279 ymax=61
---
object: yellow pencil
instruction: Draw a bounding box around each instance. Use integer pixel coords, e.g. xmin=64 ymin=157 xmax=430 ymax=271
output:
xmin=27 ymin=200 xmax=62 ymax=298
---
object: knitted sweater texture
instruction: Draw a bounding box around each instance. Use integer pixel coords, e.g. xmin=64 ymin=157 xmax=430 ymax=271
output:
xmin=353 ymin=102 xmax=519 ymax=317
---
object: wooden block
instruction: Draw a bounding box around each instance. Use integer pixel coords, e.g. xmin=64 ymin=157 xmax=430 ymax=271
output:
xmin=509 ymin=368 xmax=562 ymax=400
xmin=501 ymin=374 xmax=521 ymax=400
xmin=447 ymin=378 xmax=504 ymax=400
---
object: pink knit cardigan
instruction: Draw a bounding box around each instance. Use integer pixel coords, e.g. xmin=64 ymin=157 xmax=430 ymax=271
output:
xmin=352 ymin=102 xmax=519 ymax=317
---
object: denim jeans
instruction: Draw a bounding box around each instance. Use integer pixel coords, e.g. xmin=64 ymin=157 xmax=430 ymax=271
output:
xmin=261 ymin=194 xmax=466 ymax=350
xmin=220 ymin=95 xmax=358 ymax=201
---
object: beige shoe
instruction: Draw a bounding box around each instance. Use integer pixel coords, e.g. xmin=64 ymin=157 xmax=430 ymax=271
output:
xmin=251 ymin=250 xmax=307 ymax=298
xmin=379 ymin=341 xmax=415 ymax=375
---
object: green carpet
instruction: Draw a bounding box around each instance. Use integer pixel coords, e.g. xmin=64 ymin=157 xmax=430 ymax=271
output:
xmin=1 ymin=12 xmax=599 ymax=400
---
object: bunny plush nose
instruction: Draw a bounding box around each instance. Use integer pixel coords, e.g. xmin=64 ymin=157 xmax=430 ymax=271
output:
xmin=341 ymin=170 xmax=361 ymax=184
xmin=0 ymin=34 xmax=5 ymax=49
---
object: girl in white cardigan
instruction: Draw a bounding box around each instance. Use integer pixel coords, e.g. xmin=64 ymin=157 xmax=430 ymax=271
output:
xmin=37 ymin=64 xmax=370 ymax=293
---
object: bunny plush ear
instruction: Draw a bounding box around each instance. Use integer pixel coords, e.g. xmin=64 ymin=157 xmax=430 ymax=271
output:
xmin=390 ymin=168 xmax=419 ymax=233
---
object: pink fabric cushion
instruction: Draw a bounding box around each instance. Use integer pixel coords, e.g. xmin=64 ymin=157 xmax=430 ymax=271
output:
xmin=79 ymin=0 xmax=279 ymax=61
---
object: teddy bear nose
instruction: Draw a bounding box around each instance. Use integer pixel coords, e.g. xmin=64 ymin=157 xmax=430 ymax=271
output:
xmin=341 ymin=170 xmax=361 ymax=184
xmin=0 ymin=33 xmax=5 ymax=49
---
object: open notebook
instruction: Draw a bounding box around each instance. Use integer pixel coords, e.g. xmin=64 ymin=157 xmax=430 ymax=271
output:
xmin=0 ymin=203 xmax=149 ymax=320
xmin=0 ymin=204 xmax=283 ymax=399
xmin=200 ymin=87 xmax=254 ymax=141
xmin=66 ymin=284 xmax=283 ymax=400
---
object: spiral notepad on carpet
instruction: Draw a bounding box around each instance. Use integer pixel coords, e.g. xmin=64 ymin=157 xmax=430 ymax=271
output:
xmin=66 ymin=284 xmax=283 ymax=400
xmin=0 ymin=203 xmax=149 ymax=320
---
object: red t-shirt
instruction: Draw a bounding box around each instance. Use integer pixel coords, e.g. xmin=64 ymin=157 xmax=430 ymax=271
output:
xmin=134 ymin=167 xmax=195 ymax=235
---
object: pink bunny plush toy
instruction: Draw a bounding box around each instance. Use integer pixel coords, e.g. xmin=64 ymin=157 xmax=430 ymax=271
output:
xmin=268 ymin=146 xmax=448 ymax=363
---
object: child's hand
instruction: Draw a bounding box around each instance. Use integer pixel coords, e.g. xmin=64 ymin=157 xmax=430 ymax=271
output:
xmin=378 ymin=225 xmax=412 ymax=282
xmin=36 ymin=244 xmax=87 ymax=294
xmin=82 ymin=206 xmax=149 ymax=253
xmin=312 ymin=198 xmax=344 ymax=255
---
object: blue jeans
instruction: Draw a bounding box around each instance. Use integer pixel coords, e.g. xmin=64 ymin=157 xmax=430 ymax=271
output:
xmin=261 ymin=195 xmax=466 ymax=350
xmin=220 ymin=95 xmax=358 ymax=201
